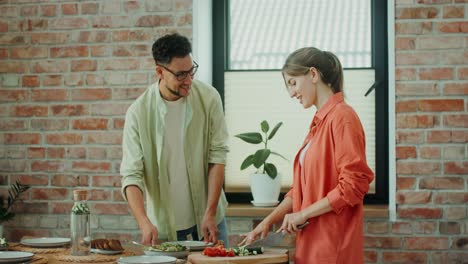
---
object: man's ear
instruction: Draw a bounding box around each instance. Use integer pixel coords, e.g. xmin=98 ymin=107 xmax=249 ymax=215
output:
xmin=156 ymin=66 xmax=163 ymax=79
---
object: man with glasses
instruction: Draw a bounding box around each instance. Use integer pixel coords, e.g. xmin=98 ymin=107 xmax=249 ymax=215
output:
xmin=121 ymin=33 xmax=229 ymax=247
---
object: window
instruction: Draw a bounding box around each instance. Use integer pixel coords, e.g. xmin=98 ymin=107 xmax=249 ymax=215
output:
xmin=213 ymin=0 xmax=388 ymax=204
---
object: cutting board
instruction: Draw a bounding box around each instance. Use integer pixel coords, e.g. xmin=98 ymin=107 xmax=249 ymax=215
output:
xmin=187 ymin=248 xmax=288 ymax=264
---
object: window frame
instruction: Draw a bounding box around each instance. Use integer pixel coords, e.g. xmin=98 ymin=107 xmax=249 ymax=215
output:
xmin=213 ymin=0 xmax=388 ymax=204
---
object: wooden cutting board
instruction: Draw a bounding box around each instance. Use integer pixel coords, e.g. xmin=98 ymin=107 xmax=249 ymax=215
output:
xmin=187 ymin=248 xmax=288 ymax=264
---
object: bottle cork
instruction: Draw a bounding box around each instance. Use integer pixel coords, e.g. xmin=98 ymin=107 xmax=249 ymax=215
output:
xmin=73 ymin=190 xmax=88 ymax=201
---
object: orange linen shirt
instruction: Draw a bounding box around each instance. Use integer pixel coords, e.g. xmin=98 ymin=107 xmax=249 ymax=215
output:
xmin=286 ymin=92 xmax=374 ymax=264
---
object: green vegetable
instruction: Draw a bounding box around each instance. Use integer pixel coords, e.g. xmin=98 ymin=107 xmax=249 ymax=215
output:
xmin=71 ymin=202 xmax=90 ymax=215
xmin=231 ymin=246 xmax=263 ymax=256
xmin=146 ymin=242 xmax=186 ymax=252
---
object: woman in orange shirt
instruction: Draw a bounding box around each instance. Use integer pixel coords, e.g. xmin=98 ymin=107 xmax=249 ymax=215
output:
xmin=241 ymin=47 xmax=374 ymax=263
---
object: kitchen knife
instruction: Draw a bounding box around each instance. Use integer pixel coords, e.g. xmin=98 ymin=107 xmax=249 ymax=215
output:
xmin=246 ymin=221 xmax=309 ymax=248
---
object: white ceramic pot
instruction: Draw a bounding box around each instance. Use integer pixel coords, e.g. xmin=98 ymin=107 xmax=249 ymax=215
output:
xmin=250 ymin=173 xmax=281 ymax=206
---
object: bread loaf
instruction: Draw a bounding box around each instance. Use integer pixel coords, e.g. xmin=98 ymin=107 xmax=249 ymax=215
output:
xmin=91 ymin=239 xmax=123 ymax=251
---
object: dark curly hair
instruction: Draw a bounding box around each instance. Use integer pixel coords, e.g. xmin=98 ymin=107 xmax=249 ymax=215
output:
xmin=152 ymin=33 xmax=192 ymax=65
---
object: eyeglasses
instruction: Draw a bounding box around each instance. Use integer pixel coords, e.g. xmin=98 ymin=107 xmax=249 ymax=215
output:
xmin=157 ymin=61 xmax=199 ymax=81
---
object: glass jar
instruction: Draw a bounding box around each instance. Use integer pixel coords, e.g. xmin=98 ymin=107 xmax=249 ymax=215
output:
xmin=70 ymin=190 xmax=91 ymax=256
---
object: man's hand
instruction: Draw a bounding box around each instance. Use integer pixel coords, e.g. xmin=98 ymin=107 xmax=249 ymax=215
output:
xmin=201 ymin=214 xmax=218 ymax=244
xmin=139 ymin=219 xmax=159 ymax=246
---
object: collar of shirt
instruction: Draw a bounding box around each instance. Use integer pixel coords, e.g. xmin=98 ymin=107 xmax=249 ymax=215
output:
xmin=309 ymin=92 xmax=344 ymax=131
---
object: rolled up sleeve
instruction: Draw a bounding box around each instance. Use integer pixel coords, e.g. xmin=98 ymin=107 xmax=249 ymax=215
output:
xmin=120 ymin=107 xmax=146 ymax=200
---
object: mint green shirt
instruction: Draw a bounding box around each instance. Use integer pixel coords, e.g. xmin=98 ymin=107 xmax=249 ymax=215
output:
xmin=120 ymin=80 xmax=229 ymax=240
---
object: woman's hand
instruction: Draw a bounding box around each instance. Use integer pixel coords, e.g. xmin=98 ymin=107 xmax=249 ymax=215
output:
xmin=278 ymin=211 xmax=307 ymax=234
xmin=238 ymin=220 xmax=271 ymax=246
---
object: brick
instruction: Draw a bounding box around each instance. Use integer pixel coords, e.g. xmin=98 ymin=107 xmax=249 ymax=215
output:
xmin=364 ymin=236 xmax=402 ymax=249
xmin=103 ymin=0 xmax=121 ymax=13
xmin=0 ymin=160 xmax=27 ymax=172
xmin=86 ymin=74 xmax=105 ymax=86
xmin=0 ymin=6 xmax=18 ymax=17
xmin=92 ymin=16 xmax=131 ymax=28
xmin=113 ymin=190 xmax=125 ymax=201
xmin=61 ymin=3 xmax=77 ymax=15
xmin=366 ymin=221 xmax=388 ymax=234
xmin=444 ymin=114 xmax=468 ymax=128
xmin=15 ymin=174 xmax=49 ymax=185
xmin=418 ymin=37 xmax=464 ymax=50
xmin=113 ymin=119 xmax=125 ymax=129
xmin=136 ymin=15 xmax=173 ymax=27
xmin=31 ymin=33 xmax=70 ymax=44
xmin=22 ymin=75 xmax=39 ymax=87
xmin=440 ymin=51 xmax=468 ymax=65
xmin=396 ymin=146 xmax=416 ymax=159
xmin=443 ymin=146 xmax=465 ymax=160
xmin=105 ymin=72 xmax=126 ymax=85
xmin=382 ymin=252 xmax=427 ymax=264
xmin=31 ymin=160 xmax=65 ymax=172
xmin=76 ymin=31 xmax=109 ymax=43
xmin=42 ymin=75 xmax=62 ymax=86
xmin=443 ymin=83 xmax=468 ymax=95
xmin=30 ymin=119 xmax=68 ymax=131
xmin=438 ymin=21 xmax=468 ymax=33
xmin=395 ymin=20 xmax=432 ymax=35
xmin=92 ymin=175 xmax=121 ymax=187
xmin=51 ymin=202 xmax=74 ymax=214
xmin=446 ymin=207 xmax=466 ymax=220
xmin=92 ymin=203 xmax=129 ymax=215
xmin=417 ymin=0 xmax=451 ymax=3
xmin=67 ymin=148 xmax=86 ymax=159
xmin=443 ymin=6 xmax=464 ymax=18
xmin=0 ymin=88 xmax=26 ymax=103
xmin=395 ymin=52 xmax=439 ymax=65
xmin=112 ymin=88 xmax=146 ymax=100
xmin=49 ymin=18 xmax=88 ymax=29
xmin=32 ymin=188 xmax=69 ymax=200
xmin=395 ymin=68 xmax=416 ymax=81
xmin=0 ymin=34 xmax=26 ymax=45
xmin=101 ymin=59 xmax=139 ymax=70
xmin=90 ymin=45 xmax=109 ymax=57
xmin=396 ymin=191 xmax=432 ymax=204
xmin=420 ymin=177 xmax=464 ymax=189
xmin=21 ymin=5 xmax=38 ymax=16
xmin=52 ymin=174 xmax=88 ymax=187
xmin=112 ymin=45 xmax=148 ymax=57
xmin=419 ymin=146 xmax=441 ymax=159
xmin=426 ymin=130 xmax=451 ymax=143
xmin=12 ymin=106 xmax=48 ymax=117
xmin=452 ymin=237 xmax=468 ymax=250
xmin=27 ymin=147 xmax=45 ymax=159
xmin=458 ymin=67 xmax=468 ymax=79
xmin=107 ymin=146 xmax=122 ymax=160
xmin=398 ymin=208 xmax=442 ymax=219
xmin=392 ymin=222 xmax=412 ymax=234
xmin=396 ymin=131 xmax=423 ymax=144
xmin=396 ymin=7 xmax=438 ymax=19
xmin=0 ymin=61 xmax=27 ymax=73
xmin=444 ymin=161 xmax=468 ymax=174
xmin=46 ymin=133 xmax=82 ymax=145
xmin=72 ymin=118 xmax=108 ymax=130
xmin=33 ymin=61 xmax=69 ymax=73
xmin=175 ymin=0 xmax=191 ymax=11
xmin=0 ymin=20 xmax=7 ymax=33
xmin=397 ymin=115 xmax=437 ymax=128
xmin=434 ymin=192 xmax=468 ymax=204
xmin=81 ymin=2 xmax=98 ymax=14
xmin=0 ymin=147 xmax=25 ymax=158
xmin=51 ymin=46 xmax=88 ymax=58
xmin=88 ymin=147 xmax=107 ymax=159
xmin=31 ymin=89 xmax=68 ymax=101
xmin=431 ymin=252 xmax=468 ymax=264
xmin=419 ymin=68 xmax=454 ymax=80
xmin=71 ymin=88 xmax=111 ymax=101
xmin=0 ymin=120 xmax=26 ymax=130
xmin=64 ymin=74 xmax=83 ymax=86
xmin=396 ymin=100 xmax=418 ymax=112
xmin=86 ymin=132 xmax=122 ymax=144
xmin=17 ymin=19 xmax=48 ymax=31
xmin=72 ymin=161 xmax=111 ymax=172
xmin=439 ymin=222 xmax=461 ymax=234
xmin=0 ymin=48 xmax=7 ymax=59
xmin=410 ymin=221 xmax=437 ymax=234
xmin=47 ymin=147 xmax=65 ymax=159
xmin=71 ymin=60 xmax=97 ymax=72
xmin=41 ymin=5 xmax=57 ymax=17
xmin=39 ymin=216 xmax=58 ymax=229
xmin=11 ymin=47 xmax=47 ymax=59
xmin=128 ymin=73 xmax=148 ymax=84
xmin=125 ymin=1 xmax=141 ymax=12
xmin=397 ymin=177 xmax=416 ymax=190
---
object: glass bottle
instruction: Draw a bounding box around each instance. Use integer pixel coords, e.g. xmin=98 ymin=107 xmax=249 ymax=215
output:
xmin=70 ymin=190 xmax=91 ymax=256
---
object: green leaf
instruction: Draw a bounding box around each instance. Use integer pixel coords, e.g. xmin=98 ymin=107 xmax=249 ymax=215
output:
xmin=268 ymin=122 xmax=283 ymax=140
xmin=240 ymin=155 xmax=255 ymax=170
xmin=264 ymin=163 xmax=277 ymax=179
xmin=260 ymin=120 xmax=269 ymax=133
xmin=271 ymin=151 xmax=288 ymax=161
xmin=235 ymin=133 xmax=263 ymax=144
xmin=253 ymin=149 xmax=271 ymax=168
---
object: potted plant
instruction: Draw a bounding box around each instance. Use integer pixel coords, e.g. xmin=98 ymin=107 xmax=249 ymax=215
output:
xmin=235 ymin=120 xmax=287 ymax=206
xmin=0 ymin=180 xmax=30 ymax=238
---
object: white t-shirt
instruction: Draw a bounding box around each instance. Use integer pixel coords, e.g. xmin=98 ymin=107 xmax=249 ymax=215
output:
xmin=299 ymin=141 xmax=311 ymax=166
xmin=162 ymin=98 xmax=196 ymax=230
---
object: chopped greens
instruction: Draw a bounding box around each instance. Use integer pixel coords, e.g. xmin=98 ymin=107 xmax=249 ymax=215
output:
xmin=146 ymin=242 xmax=186 ymax=252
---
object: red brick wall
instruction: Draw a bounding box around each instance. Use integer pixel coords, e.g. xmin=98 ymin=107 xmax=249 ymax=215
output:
xmin=0 ymin=0 xmax=192 ymax=241
xmin=0 ymin=1 xmax=467 ymax=263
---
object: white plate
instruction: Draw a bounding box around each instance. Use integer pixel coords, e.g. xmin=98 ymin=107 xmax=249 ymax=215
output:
xmin=144 ymin=249 xmax=188 ymax=259
xmin=91 ymin=248 xmax=124 ymax=255
xmin=118 ymin=255 xmax=177 ymax=264
xmin=173 ymin=240 xmax=212 ymax=251
xmin=251 ymin=200 xmax=279 ymax=207
xmin=0 ymin=251 xmax=34 ymax=263
xmin=20 ymin=237 xmax=71 ymax=248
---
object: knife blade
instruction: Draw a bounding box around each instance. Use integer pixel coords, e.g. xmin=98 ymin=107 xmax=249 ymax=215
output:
xmin=246 ymin=221 xmax=309 ymax=248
